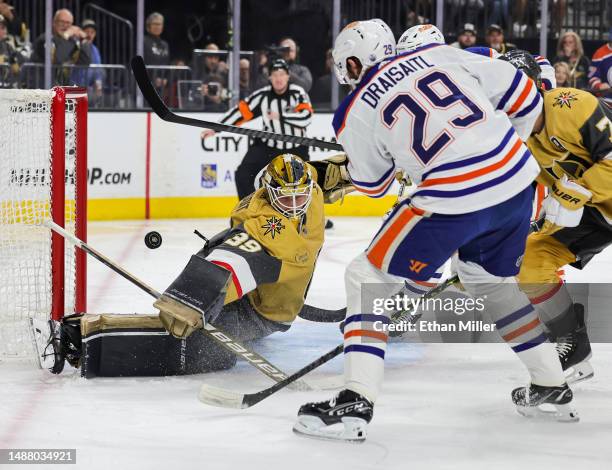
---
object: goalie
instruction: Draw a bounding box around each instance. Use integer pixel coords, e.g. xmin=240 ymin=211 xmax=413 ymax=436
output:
xmin=56 ymin=153 xmax=352 ymax=377
xmin=154 ymin=153 xmax=326 ymax=345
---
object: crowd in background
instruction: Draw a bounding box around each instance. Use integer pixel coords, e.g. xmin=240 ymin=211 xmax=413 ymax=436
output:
xmin=0 ymin=0 xmax=610 ymax=110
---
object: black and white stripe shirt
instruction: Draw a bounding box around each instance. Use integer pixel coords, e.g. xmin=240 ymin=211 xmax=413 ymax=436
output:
xmin=220 ymin=83 xmax=313 ymax=150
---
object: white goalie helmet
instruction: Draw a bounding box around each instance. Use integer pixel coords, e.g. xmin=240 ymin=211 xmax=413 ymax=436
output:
xmin=332 ymin=19 xmax=396 ymax=87
xmin=396 ymin=24 xmax=445 ymax=54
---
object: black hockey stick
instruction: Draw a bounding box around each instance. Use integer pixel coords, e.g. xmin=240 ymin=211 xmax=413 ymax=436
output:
xmin=299 ymin=304 xmax=346 ymax=323
xmin=130 ymin=56 xmax=343 ymax=151
xmin=198 ymin=274 xmax=459 ymax=409
xmin=44 ymin=220 xmax=315 ymax=390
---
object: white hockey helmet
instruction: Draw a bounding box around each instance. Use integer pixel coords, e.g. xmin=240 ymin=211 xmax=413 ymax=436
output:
xmin=332 ymin=19 xmax=396 ymax=87
xmin=396 ymin=24 xmax=445 ymax=54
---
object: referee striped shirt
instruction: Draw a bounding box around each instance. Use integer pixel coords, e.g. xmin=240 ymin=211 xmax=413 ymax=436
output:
xmin=220 ymin=83 xmax=313 ymax=150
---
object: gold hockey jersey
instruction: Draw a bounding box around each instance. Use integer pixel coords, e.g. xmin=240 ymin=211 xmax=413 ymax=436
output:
xmin=203 ymin=182 xmax=325 ymax=324
xmin=527 ymin=88 xmax=612 ymax=220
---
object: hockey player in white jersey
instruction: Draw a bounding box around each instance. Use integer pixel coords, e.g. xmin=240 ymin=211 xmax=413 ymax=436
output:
xmin=293 ymin=22 xmax=577 ymax=442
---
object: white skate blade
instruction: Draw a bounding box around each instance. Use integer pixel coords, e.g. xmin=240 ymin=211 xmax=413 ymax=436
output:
xmin=516 ymin=403 xmax=579 ymax=423
xmin=198 ymin=384 xmax=246 ymax=409
xmin=293 ymin=416 xmax=368 ymax=443
xmin=565 ymin=360 xmax=594 ymax=385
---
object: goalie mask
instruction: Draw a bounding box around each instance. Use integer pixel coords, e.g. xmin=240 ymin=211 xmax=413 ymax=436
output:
xmin=499 ymin=49 xmax=542 ymax=89
xmin=263 ymin=154 xmax=314 ymax=218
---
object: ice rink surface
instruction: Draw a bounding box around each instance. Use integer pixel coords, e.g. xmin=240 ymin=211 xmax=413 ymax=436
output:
xmin=1 ymin=217 xmax=611 ymax=470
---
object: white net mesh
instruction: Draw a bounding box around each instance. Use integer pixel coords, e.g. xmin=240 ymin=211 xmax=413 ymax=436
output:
xmin=0 ymin=89 xmax=80 ymax=360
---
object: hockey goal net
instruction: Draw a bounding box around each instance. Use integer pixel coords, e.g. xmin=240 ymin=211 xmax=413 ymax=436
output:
xmin=0 ymin=87 xmax=87 ymax=360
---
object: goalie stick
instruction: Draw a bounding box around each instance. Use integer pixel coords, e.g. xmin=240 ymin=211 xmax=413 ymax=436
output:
xmin=198 ymin=274 xmax=459 ymax=409
xmin=44 ymin=220 xmax=316 ymax=390
xmin=131 ymin=56 xmax=343 ymax=151
xmin=198 ymin=216 xmax=545 ymax=409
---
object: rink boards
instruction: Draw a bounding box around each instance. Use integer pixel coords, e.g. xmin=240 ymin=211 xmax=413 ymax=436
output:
xmin=85 ymin=112 xmax=398 ymax=220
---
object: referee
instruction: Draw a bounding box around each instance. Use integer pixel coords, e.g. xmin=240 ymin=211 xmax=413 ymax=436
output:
xmin=202 ymin=58 xmax=313 ymax=199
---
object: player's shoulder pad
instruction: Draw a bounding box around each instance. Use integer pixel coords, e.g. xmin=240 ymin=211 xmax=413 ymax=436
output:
xmin=332 ymin=89 xmax=361 ymax=137
xmin=544 ymin=87 xmax=598 ymax=123
xmin=592 ymin=44 xmax=612 ymax=61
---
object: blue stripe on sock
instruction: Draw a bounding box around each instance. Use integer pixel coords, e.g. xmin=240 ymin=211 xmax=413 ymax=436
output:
xmin=344 ymin=344 xmax=386 ymax=359
xmin=511 ymin=332 xmax=548 ymax=353
xmin=345 ymin=314 xmax=391 ymax=325
xmin=404 ymin=283 xmax=428 ymax=295
xmin=495 ymin=304 xmax=535 ymax=330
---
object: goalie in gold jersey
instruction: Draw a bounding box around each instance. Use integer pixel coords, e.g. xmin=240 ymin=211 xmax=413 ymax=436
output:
xmin=516 ymin=84 xmax=612 ymax=383
xmin=54 ymin=154 xmax=345 ymax=377
xmin=153 ymin=154 xmax=326 ymax=368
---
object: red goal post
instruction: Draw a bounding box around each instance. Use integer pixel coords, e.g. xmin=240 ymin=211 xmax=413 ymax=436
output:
xmin=0 ymin=86 xmax=88 ymax=359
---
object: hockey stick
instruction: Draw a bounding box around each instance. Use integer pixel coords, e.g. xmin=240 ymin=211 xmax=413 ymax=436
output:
xmin=198 ymin=274 xmax=459 ymax=409
xmin=130 ymin=56 xmax=343 ymax=152
xmin=198 ymin=217 xmax=545 ymax=408
xmin=43 ymin=220 xmax=314 ymax=390
xmin=298 ymin=304 xmax=346 ymax=323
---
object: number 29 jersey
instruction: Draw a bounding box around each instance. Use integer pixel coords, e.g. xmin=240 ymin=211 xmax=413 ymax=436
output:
xmin=333 ymin=43 xmax=542 ymax=214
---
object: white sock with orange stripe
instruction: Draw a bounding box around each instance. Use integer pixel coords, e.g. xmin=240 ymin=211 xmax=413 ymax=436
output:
xmin=457 ymin=260 xmax=566 ymax=386
xmin=342 ymin=252 xmax=435 ymax=401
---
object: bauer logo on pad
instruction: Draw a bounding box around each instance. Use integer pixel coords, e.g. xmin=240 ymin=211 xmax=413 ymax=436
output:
xmin=201 ymin=164 xmax=218 ymax=188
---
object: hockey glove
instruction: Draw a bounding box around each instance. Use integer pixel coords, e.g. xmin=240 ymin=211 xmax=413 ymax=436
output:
xmin=541 ymin=175 xmax=592 ymax=233
xmin=309 ymin=154 xmax=355 ymax=203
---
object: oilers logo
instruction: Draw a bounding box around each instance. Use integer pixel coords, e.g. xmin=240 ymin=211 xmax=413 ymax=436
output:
xmin=201 ymin=164 xmax=218 ymax=188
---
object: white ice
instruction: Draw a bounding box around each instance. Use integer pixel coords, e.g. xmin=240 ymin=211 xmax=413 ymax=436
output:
xmin=1 ymin=217 xmax=611 ymax=470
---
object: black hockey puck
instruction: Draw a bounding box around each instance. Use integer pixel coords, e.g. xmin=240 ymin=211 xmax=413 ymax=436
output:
xmin=144 ymin=231 xmax=162 ymax=249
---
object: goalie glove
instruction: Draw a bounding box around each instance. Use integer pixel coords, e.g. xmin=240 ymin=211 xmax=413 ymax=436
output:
xmin=309 ymin=154 xmax=355 ymax=203
xmin=541 ymin=175 xmax=592 ymax=233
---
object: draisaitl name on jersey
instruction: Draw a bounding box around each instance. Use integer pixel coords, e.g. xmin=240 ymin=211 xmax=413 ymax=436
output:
xmin=361 ymin=55 xmax=435 ymax=109
xmin=373 ymin=320 xmax=497 ymax=333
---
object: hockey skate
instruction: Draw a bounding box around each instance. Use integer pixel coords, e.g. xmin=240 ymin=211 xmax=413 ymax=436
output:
xmin=555 ymin=304 xmax=594 ymax=385
xmin=511 ymin=383 xmax=579 ymax=422
xmin=293 ymin=389 xmax=373 ymax=442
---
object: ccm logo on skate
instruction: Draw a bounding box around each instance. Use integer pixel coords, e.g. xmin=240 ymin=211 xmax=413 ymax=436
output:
xmin=332 ymin=402 xmax=367 ymax=416
xmin=209 ymin=330 xmax=288 ymax=380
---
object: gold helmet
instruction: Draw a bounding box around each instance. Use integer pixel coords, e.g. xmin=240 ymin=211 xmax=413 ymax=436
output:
xmin=262 ymin=154 xmax=314 ymax=218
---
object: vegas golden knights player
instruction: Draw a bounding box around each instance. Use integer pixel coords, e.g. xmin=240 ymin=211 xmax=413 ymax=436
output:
xmin=154 ymin=155 xmax=325 ymax=353
xmin=519 ymin=87 xmax=612 ymax=383
xmin=61 ymin=154 xmax=351 ymax=376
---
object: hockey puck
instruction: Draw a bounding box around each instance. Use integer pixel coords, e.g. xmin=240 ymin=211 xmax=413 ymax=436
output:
xmin=144 ymin=231 xmax=162 ymax=249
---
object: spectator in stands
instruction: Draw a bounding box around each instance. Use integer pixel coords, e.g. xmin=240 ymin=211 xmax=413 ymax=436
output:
xmin=554 ymin=61 xmax=571 ymax=87
xmin=310 ymin=48 xmax=347 ymax=106
xmin=279 ymin=37 xmax=312 ymax=92
xmin=0 ymin=1 xmax=23 ymax=38
xmin=200 ymin=42 xmax=228 ymax=86
xmin=588 ymin=27 xmax=612 ymax=92
xmin=553 ymin=31 xmax=590 ymax=89
xmin=0 ymin=1 xmax=30 ymax=62
xmin=199 ymin=43 xmax=228 ymax=111
xmin=239 ymin=57 xmax=252 ymax=98
xmin=143 ymin=12 xmax=169 ymax=66
xmin=450 ymin=23 xmax=477 ymax=49
xmin=81 ymin=19 xmax=104 ymax=103
xmin=31 ymin=8 xmax=92 ymax=86
xmin=485 ymin=24 xmax=515 ymax=54
xmin=143 ymin=12 xmax=169 ymax=96
xmin=0 ymin=14 xmax=21 ymax=87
